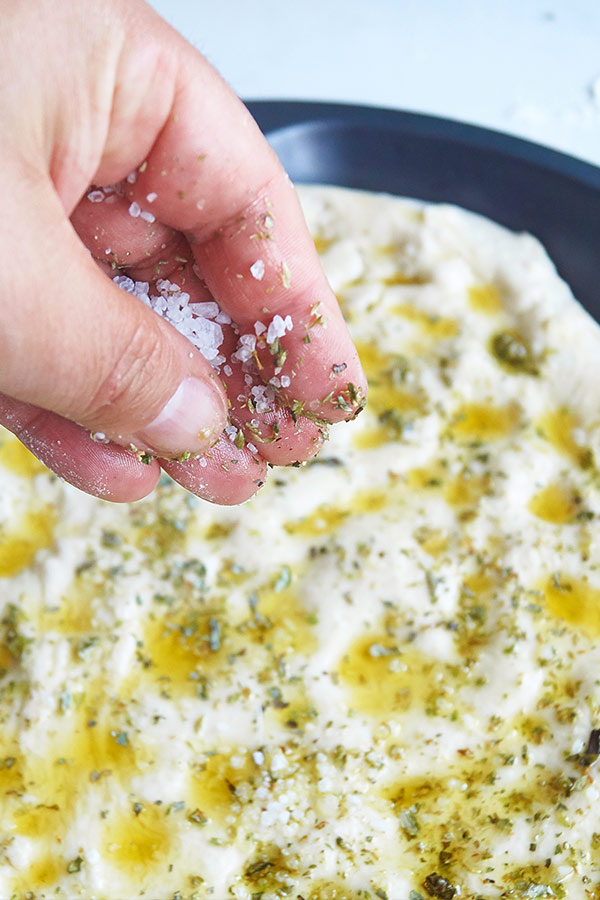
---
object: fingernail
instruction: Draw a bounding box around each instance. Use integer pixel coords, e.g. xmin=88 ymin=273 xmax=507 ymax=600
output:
xmin=137 ymin=377 xmax=227 ymax=456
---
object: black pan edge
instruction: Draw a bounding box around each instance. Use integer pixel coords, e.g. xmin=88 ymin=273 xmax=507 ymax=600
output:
xmin=245 ymin=100 xmax=600 ymax=322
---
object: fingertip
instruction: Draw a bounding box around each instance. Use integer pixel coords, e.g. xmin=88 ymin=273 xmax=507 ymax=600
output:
xmin=0 ymin=395 xmax=161 ymax=502
xmin=133 ymin=374 xmax=228 ymax=458
xmin=30 ymin=431 xmax=162 ymax=503
xmin=239 ymin=411 xmax=325 ymax=466
xmin=161 ymin=436 xmax=267 ymax=505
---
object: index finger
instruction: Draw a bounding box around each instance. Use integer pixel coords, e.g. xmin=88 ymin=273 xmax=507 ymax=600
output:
xmin=124 ymin=47 xmax=366 ymax=423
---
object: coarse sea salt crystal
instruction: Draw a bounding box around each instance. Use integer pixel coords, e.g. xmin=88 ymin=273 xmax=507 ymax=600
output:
xmin=146 ymin=192 xmax=157 ymax=203
xmin=231 ymin=346 xmax=253 ymax=363
xmin=140 ymin=210 xmax=155 ymax=223
xmin=190 ymin=301 xmax=219 ymax=319
xmin=250 ymin=384 xmax=275 ymax=413
xmin=128 ymin=202 xmax=141 ymax=218
xmin=260 ymin=811 xmax=275 ymax=828
xmin=280 ymin=375 xmax=291 ymax=388
xmin=87 ymin=190 xmax=105 ymax=203
xmin=266 ymin=313 xmax=293 ymax=344
xmin=250 ymin=259 xmax=265 ymax=281
xmin=131 ymin=281 xmax=150 ymax=299
xmin=114 ymin=275 xmax=225 ymax=367
xmin=261 ymin=800 xmax=290 ymax=827
xmin=266 ymin=319 xmax=283 ymax=343
xmin=253 ymin=750 xmax=265 ymax=766
xmin=270 ymin=752 xmax=287 ymax=774
xmin=114 ymin=275 xmax=135 ymax=292
xmin=191 ymin=319 xmax=223 ymax=350
xmin=126 ymin=170 xmax=137 ymax=184
xmin=224 ymin=365 xmax=233 ymax=377
xmin=231 ymin=332 xmax=259 ymax=363
xmin=254 ymin=320 xmax=266 ymax=335
xmin=240 ymin=334 xmax=256 ymax=350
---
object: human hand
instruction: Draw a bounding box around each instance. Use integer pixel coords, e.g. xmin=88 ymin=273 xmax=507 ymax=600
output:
xmin=0 ymin=0 xmax=366 ymax=504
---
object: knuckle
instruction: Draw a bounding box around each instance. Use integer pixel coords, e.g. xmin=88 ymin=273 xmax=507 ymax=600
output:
xmin=84 ymin=320 xmax=176 ymax=428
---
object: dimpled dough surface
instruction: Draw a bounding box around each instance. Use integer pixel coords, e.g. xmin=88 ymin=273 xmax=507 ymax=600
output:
xmin=1 ymin=186 xmax=600 ymax=899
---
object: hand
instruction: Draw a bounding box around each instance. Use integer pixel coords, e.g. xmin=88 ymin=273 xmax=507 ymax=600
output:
xmin=0 ymin=0 xmax=366 ymax=504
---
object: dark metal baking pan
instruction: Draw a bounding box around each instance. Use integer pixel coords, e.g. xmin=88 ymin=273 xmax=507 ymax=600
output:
xmin=245 ymin=100 xmax=600 ymax=322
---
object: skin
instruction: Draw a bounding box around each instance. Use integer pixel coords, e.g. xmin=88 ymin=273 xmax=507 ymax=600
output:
xmin=0 ymin=0 xmax=366 ymax=505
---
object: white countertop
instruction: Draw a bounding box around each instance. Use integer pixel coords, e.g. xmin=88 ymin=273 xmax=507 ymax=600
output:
xmin=148 ymin=0 xmax=600 ymax=168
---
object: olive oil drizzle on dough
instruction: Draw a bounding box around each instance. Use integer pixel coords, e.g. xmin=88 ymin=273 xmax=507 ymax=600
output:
xmin=0 ymin=436 xmax=56 ymax=577
xmin=1 ymin=189 xmax=600 ymax=899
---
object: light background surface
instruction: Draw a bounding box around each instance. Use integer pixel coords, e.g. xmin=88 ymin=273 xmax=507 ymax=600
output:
xmin=147 ymin=0 xmax=600 ymax=167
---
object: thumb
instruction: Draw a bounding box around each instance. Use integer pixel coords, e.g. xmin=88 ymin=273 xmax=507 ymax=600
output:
xmin=1 ymin=173 xmax=228 ymax=458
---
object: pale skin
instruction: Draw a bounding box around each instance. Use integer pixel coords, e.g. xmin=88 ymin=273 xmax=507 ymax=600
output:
xmin=0 ymin=0 xmax=366 ymax=505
